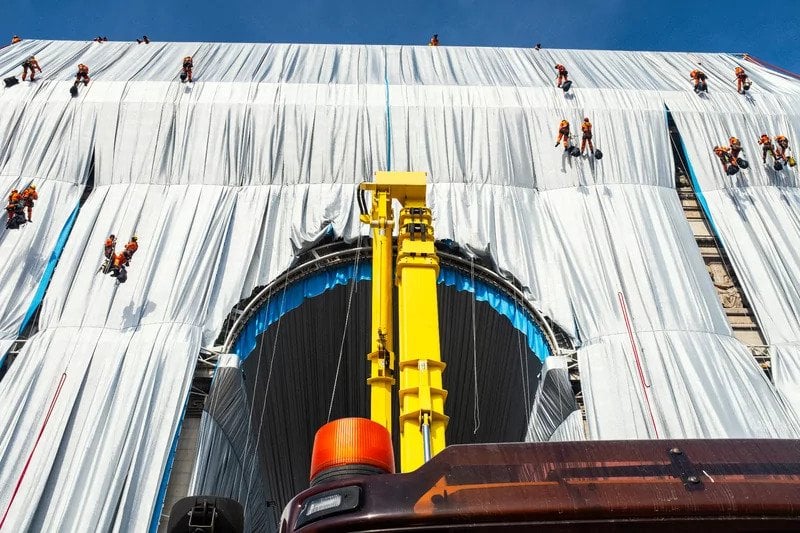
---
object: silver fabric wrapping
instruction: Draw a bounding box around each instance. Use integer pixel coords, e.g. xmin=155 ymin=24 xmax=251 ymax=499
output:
xmin=0 ymin=41 xmax=798 ymax=531
xmin=525 ymin=356 xmax=583 ymax=442
xmin=668 ymin=88 xmax=800 ymax=421
xmin=189 ymin=355 xmax=270 ymax=532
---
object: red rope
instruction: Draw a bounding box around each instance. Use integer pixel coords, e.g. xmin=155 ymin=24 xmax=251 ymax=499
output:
xmin=0 ymin=372 xmax=67 ymax=529
xmin=618 ymin=292 xmax=659 ymax=438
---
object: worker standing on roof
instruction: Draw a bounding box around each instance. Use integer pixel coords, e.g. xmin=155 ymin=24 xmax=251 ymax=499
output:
xmin=21 ymin=56 xmax=41 ymax=82
xmin=734 ymin=66 xmax=750 ymax=94
xmin=429 ymin=34 xmax=439 ymax=46
xmin=690 ymin=69 xmax=708 ymax=93
xmin=11 ymin=35 xmax=21 ymax=44
xmin=759 ymin=134 xmax=776 ymax=164
xmin=555 ymin=64 xmax=569 ymax=88
xmin=580 ymin=118 xmax=594 ymax=155
xmin=21 ymin=184 xmax=37 ymax=222
xmin=74 ymin=64 xmax=90 ymax=87
xmin=181 ymin=56 xmax=193 ymax=82
xmin=555 ymin=120 xmax=571 ymax=150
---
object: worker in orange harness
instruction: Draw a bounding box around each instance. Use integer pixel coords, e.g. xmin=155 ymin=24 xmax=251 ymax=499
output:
xmin=6 ymin=189 xmax=21 ymax=222
xmin=110 ymin=251 xmax=129 ymax=282
xmin=21 ymin=56 xmax=41 ymax=81
xmin=122 ymin=235 xmax=139 ymax=265
xmin=74 ymin=64 xmax=90 ymax=86
xmin=180 ymin=56 xmax=193 ymax=82
xmin=555 ymin=119 xmax=570 ymax=149
xmin=728 ymin=136 xmax=742 ymax=164
xmin=7 ymin=189 xmax=20 ymax=206
xmin=21 ymin=184 xmax=37 ymax=222
xmin=11 ymin=35 xmax=21 ymax=44
xmin=98 ymin=234 xmax=117 ymax=274
xmin=104 ymin=234 xmax=117 ymax=260
xmin=428 ymin=34 xmax=439 ymax=46
xmin=580 ymin=118 xmax=594 ymax=155
xmin=554 ymin=64 xmax=569 ymax=88
xmin=759 ymin=134 xmax=776 ymax=164
xmin=690 ymin=69 xmax=708 ymax=93
xmin=713 ymin=146 xmax=735 ymax=173
xmin=775 ymin=135 xmax=792 ymax=165
xmin=734 ymin=66 xmax=750 ymax=94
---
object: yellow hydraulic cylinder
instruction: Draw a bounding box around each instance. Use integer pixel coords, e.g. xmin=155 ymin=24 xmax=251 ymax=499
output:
xmin=394 ymin=189 xmax=448 ymax=472
xmin=359 ymin=186 xmax=395 ymax=434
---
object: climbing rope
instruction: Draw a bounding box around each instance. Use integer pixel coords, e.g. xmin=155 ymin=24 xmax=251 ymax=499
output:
xmin=470 ymin=257 xmax=481 ymax=435
xmin=239 ymin=273 xmax=289 ymax=515
xmin=327 ymin=235 xmax=363 ymax=422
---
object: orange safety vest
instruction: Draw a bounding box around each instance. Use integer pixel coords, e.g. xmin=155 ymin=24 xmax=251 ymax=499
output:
xmin=113 ymin=252 xmax=127 ymax=268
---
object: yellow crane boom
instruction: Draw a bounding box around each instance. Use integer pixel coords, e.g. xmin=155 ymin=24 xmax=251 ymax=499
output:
xmin=359 ymin=171 xmax=448 ymax=472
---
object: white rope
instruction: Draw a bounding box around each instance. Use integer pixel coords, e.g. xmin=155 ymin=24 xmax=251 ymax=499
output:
xmin=327 ymin=235 xmax=363 ymax=422
xmin=240 ymin=274 xmax=288 ymax=516
xmin=470 ymin=258 xmax=481 ymax=435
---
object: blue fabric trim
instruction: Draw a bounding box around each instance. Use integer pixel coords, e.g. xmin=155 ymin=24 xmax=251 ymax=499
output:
xmin=666 ymin=107 xmax=723 ymax=241
xmin=234 ymin=262 xmax=371 ymax=358
xmin=18 ymin=202 xmax=81 ymax=334
xmin=233 ymin=263 xmax=550 ymax=362
xmin=149 ymin=374 xmax=193 ymax=533
xmin=438 ymin=268 xmax=551 ymax=360
xmin=384 ymin=48 xmax=392 ymax=171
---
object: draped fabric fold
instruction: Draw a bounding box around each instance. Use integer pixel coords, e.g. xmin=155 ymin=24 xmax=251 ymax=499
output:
xmin=0 ymin=41 xmax=798 ymax=531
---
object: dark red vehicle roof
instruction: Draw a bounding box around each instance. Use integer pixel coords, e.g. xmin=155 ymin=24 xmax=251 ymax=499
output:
xmin=282 ymin=439 xmax=800 ymax=532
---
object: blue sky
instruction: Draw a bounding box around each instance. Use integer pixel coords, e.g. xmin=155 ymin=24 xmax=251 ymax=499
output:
xmin=3 ymin=0 xmax=799 ymax=73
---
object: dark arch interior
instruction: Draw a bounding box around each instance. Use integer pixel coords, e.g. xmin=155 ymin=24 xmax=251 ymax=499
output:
xmin=241 ymin=278 xmax=543 ymax=511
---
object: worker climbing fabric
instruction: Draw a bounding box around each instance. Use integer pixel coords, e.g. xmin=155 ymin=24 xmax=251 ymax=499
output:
xmin=667 ymin=89 xmax=800 ymax=423
xmin=0 ymin=82 xmax=92 ymax=361
xmin=0 ymin=40 xmax=799 ymax=532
